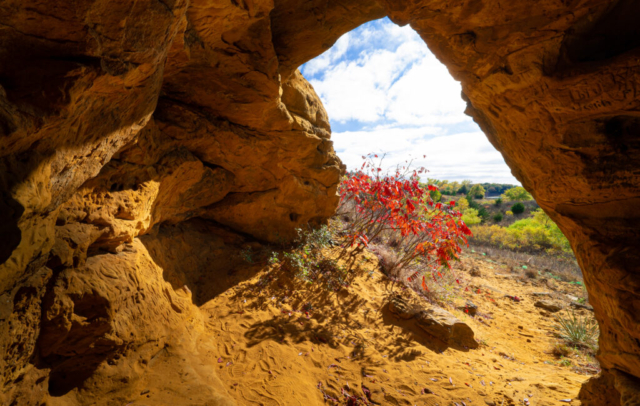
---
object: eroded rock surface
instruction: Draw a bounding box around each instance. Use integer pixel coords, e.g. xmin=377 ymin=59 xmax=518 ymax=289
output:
xmin=416 ymin=307 xmax=479 ymax=350
xmin=1 ymin=0 xmax=639 ymax=404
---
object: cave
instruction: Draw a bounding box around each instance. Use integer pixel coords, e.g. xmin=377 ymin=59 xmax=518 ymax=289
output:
xmin=1 ymin=0 xmax=639 ymax=404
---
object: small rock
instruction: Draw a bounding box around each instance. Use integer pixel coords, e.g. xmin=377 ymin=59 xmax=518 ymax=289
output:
xmin=470 ymin=267 xmax=482 ymax=277
xmin=546 ymin=279 xmax=558 ymax=290
xmin=534 ymin=299 xmax=563 ymax=313
xmin=570 ymin=302 xmax=594 ymax=311
xmin=532 ymin=292 xmax=552 ymax=297
xmin=484 ymin=400 xmax=496 ymax=406
xmin=457 ymin=300 xmax=478 ymax=316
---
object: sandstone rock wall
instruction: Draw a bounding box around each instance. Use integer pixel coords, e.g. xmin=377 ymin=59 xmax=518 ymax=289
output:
xmin=1 ymin=0 xmax=639 ymax=404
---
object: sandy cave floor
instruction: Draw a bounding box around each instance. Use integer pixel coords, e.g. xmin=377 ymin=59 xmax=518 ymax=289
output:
xmin=181 ymin=249 xmax=595 ymax=406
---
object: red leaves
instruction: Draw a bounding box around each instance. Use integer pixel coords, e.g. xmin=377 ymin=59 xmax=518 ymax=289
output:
xmin=338 ymin=154 xmax=471 ymax=292
xmin=421 ymin=276 xmax=429 ymax=291
xmin=406 ymin=199 xmax=415 ymax=213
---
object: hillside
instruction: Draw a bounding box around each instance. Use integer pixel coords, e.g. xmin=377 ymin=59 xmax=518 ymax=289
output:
xmin=189 ymin=247 xmax=595 ymax=406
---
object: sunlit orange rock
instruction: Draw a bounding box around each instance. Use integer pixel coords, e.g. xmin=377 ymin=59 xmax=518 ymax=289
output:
xmin=1 ymin=0 xmax=639 ymax=404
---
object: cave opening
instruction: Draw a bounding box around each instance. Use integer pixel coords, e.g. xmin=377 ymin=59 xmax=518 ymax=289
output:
xmin=300 ymin=17 xmax=517 ymax=186
xmin=2 ymin=1 xmax=640 ymax=404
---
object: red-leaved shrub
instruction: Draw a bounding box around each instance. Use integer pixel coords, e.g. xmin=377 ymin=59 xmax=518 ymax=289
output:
xmin=338 ymin=154 xmax=472 ymax=292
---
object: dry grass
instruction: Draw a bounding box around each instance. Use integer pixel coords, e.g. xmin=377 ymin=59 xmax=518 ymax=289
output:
xmin=369 ymin=244 xmax=399 ymax=275
xmin=551 ymin=343 xmax=572 ymax=358
xmin=469 ymin=244 xmax=582 ymax=282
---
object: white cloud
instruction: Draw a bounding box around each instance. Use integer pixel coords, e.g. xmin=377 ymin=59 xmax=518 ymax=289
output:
xmin=386 ymin=56 xmax=469 ymax=126
xmin=302 ymin=33 xmax=351 ymax=77
xmin=334 ymin=129 xmax=519 ymax=184
xmin=303 ymin=21 xmax=466 ymax=127
xmin=301 ymin=18 xmax=519 ymax=185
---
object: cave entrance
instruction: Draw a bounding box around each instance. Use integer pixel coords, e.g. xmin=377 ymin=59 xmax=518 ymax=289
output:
xmin=300 ymin=17 xmax=517 ymax=186
xmin=298 ymin=16 xmax=583 ymax=283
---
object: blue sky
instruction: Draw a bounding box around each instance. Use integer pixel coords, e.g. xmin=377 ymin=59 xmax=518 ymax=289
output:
xmin=301 ymin=18 xmax=519 ymax=184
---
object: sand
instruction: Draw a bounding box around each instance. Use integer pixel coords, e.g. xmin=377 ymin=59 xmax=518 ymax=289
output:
xmin=199 ymin=249 xmax=593 ymax=406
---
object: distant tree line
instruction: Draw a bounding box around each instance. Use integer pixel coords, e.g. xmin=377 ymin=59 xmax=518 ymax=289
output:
xmin=425 ymin=179 xmax=517 ymax=197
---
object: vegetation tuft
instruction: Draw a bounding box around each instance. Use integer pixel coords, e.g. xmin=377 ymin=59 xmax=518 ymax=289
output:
xmin=555 ymin=310 xmax=599 ymax=350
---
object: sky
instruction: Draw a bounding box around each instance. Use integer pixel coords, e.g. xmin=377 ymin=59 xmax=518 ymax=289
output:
xmin=300 ymin=18 xmax=519 ymax=185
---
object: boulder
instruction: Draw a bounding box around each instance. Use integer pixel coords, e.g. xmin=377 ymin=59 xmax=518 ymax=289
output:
xmin=534 ymin=300 xmax=564 ymax=313
xmin=416 ymin=307 xmax=479 ymax=349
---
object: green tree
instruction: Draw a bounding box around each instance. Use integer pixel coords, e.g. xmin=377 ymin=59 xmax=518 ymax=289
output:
xmin=469 ymin=184 xmax=486 ymax=199
xmin=511 ymin=202 xmax=525 ymax=214
xmin=493 ymin=213 xmax=503 ymax=222
xmin=457 ymin=184 xmax=469 ymax=195
xmin=502 ymin=186 xmax=533 ymax=202
xmin=457 ymin=197 xmax=470 ymax=211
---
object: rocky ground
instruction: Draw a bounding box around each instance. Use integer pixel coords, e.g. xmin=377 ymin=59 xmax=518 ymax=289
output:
xmin=154 ymin=247 xmax=600 ymax=406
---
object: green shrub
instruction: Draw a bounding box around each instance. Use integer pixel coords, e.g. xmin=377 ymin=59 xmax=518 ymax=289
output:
xmin=467 ymin=194 xmax=490 ymax=222
xmin=469 ymin=209 xmax=572 ymax=255
xmin=462 ymin=208 xmax=482 ymax=225
xmin=495 ymin=198 xmax=503 ymax=206
xmin=280 ymin=225 xmax=340 ymax=284
xmin=429 ymin=189 xmax=442 ymax=202
xmin=492 ymin=213 xmax=503 ymax=222
xmin=511 ymin=202 xmax=525 ymax=214
xmin=555 ymin=311 xmax=599 ymax=349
